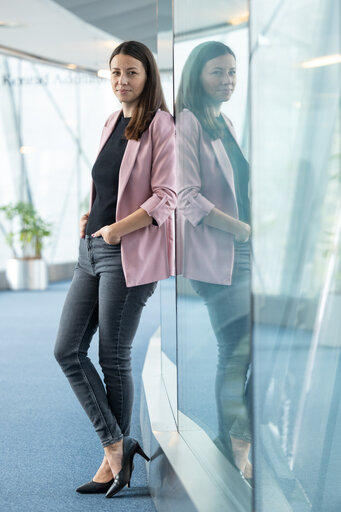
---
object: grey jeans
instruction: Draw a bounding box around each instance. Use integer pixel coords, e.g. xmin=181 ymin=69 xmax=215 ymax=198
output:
xmin=54 ymin=235 xmax=156 ymax=447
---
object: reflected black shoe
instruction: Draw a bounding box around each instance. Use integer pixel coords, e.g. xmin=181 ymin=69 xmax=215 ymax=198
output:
xmin=105 ymin=436 xmax=150 ymax=498
xmin=76 ymin=478 xmax=115 ymax=494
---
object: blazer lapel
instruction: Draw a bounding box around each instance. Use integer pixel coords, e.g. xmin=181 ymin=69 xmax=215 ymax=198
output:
xmin=117 ymin=138 xmax=141 ymax=203
xmin=221 ymin=113 xmax=238 ymax=143
xmin=118 ymin=109 xmax=161 ymax=202
xmin=96 ymin=111 xmax=122 ymax=157
xmin=90 ymin=135 xmax=141 ymax=214
xmin=89 ymin=111 xmax=122 ymax=210
xmin=211 ymin=138 xmax=237 ymax=201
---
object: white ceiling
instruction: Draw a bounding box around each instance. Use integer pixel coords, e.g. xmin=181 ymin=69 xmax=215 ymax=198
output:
xmin=0 ymin=0 xmax=248 ymax=72
xmin=0 ymin=0 xmax=121 ymax=71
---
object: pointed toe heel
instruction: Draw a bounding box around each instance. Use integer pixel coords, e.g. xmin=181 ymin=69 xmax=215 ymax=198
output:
xmin=76 ymin=478 xmax=114 ymax=494
xmin=105 ymin=436 xmax=150 ymax=499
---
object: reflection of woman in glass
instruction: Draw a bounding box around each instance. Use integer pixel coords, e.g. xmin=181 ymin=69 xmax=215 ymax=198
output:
xmin=176 ymin=41 xmax=252 ymax=480
xmin=54 ymin=41 xmax=176 ymax=498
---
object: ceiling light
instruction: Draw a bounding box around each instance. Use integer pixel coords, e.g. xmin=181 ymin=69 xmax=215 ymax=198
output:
xmin=20 ymin=146 xmax=34 ymax=154
xmin=66 ymin=64 xmax=77 ymax=70
xmin=228 ymin=11 xmax=249 ymax=26
xmin=103 ymin=40 xmax=119 ymax=49
xmin=97 ymin=69 xmax=110 ymax=79
xmin=301 ymin=54 xmax=341 ymax=68
xmin=0 ymin=21 xmax=24 ymax=28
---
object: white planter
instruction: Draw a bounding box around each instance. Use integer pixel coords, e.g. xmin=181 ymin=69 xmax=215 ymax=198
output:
xmin=6 ymin=258 xmax=48 ymax=290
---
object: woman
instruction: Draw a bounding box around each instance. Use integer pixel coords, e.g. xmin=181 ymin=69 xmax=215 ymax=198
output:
xmin=54 ymin=41 xmax=176 ymax=498
xmin=176 ymin=41 xmax=252 ymax=480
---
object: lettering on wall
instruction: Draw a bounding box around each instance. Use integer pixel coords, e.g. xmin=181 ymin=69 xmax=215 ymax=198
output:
xmin=2 ymin=73 xmax=100 ymax=86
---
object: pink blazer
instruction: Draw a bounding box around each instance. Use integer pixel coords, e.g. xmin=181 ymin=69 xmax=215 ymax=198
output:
xmin=89 ymin=109 xmax=176 ymax=287
xmin=176 ymin=109 xmax=240 ymax=285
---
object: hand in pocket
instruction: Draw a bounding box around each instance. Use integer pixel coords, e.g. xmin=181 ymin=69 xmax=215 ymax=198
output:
xmin=80 ymin=212 xmax=89 ymax=238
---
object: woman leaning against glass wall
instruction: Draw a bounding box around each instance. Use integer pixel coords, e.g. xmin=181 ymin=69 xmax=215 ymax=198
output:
xmin=54 ymin=40 xmax=176 ymax=499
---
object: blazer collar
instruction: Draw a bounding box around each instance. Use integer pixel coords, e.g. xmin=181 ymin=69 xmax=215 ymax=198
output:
xmin=100 ymin=110 xmax=142 ymax=203
xmin=211 ymin=114 xmax=241 ymax=202
xmin=211 ymin=137 xmax=236 ymax=201
xmin=117 ymin=138 xmax=141 ymax=201
xmin=96 ymin=110 xmax=122 ymax=156
xmin=220 ymin=113 xmax=238 ymax=142
xmin=90 ymin=110 xmax=141 ymax=209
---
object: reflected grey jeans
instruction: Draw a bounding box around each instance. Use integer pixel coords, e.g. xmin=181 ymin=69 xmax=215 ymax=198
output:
xmin=54 ymin=235 xmax=156 ymax=447
xmin=190 ymin=241 xmax=252 ymax=447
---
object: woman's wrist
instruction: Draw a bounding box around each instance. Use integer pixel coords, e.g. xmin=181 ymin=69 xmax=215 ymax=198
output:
xmin=109 ymin=222 xmax=123 ymax=238
xmin=109 ymin=209 xmax=152 ymax=238
xmin=234 ymin=220 xmax=251 ymax=241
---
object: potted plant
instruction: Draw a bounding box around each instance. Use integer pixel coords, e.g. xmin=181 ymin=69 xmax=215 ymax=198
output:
xmin=0 ymin=202 xmax=52 ymax=290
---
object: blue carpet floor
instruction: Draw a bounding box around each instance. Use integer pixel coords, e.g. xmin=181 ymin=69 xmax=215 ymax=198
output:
xmin=0 ymin=280 xmax=159 ymax=512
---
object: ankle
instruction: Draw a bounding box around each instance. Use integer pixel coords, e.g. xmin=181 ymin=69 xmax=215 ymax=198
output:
xmin=229 ymin=436 xmax=251 ymax=473
xmin=104 ymin=440 xmax=123 ymax=457
xmin=230 ymin=436 xmax=251 ymax=450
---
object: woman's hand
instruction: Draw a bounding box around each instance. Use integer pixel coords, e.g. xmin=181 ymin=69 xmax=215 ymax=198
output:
xmin=203 ymin=208 xmax=251 ymax=242
xmin=80 ymin=212 xmax=89 ymax=238
xmin=234 ymin=221 xmax=251 ymax=242
xmin=91 ymin=224 xmax=121 ymax=245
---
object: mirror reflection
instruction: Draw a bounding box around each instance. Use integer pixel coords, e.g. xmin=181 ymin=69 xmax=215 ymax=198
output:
xmin=176 ymin=41 xmax=252 ymax=484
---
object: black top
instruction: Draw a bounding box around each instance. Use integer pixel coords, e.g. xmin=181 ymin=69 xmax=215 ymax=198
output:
xmin=86 ymin=114 xmax=130 ymax=236
xmin=217 ymin=115 xmax=250 ymax=224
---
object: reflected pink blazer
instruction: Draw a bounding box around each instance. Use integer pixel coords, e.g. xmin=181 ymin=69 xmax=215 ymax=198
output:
xmin=89 ymin=109 xmax=176 ymax=287
xmin=177 ymin=109 xmax=240 ymax=285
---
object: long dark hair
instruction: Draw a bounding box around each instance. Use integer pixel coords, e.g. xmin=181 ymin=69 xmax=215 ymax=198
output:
xmin=175 ymin=41 xmax=236 ymax=139
xmin=109 ymin=41 xmax=169 ymax=140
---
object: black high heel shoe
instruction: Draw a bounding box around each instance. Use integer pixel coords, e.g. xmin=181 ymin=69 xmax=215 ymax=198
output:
xmin=76 ymin=462 xmax=135 ymax=494
xmin=76 ymin=478 xmax=115 ymax=494
xmin=105 ymin=436 xmax=150 ymax=498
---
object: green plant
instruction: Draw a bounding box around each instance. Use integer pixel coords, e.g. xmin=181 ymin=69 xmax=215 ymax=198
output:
xmin=0 ymin=202 xmax=52 ymax=259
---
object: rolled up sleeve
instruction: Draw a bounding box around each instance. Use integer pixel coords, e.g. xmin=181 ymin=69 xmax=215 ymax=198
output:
xmin=179 ymin=192 xmax=215 ymax=226
xmin=140 ymin=111 xmax=176 ymax=226
xmin=177 ymin=110 xmax=215 ymax=226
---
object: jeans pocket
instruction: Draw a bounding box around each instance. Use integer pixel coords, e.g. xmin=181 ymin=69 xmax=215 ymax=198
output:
xmin=100 ymin=237 xmax=121 ymax=249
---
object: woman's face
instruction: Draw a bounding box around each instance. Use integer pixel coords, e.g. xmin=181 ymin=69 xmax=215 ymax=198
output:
xmin=200 ymin=53 xmax=236 ymax=104
xmin=110 ymin=53 xmax=147 ymax=111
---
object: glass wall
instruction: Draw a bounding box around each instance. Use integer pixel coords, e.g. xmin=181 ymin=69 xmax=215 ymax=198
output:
xmin=157 ymin=0 xmax=178 ymax=419
xmin=163 ymin=0 xmax=340 ymax=510
xmin=174 ymin=0 xmax=253 ymax=509
xmin=250 ymin=0 xmax=340 ymax=510
xmin=0 ymin=54 xmax=119 ymax=268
